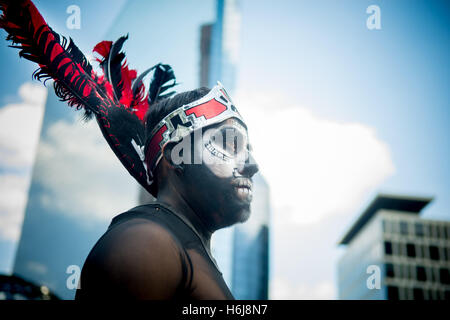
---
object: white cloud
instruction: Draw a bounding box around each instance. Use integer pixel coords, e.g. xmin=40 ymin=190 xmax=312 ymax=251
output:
xmin=236 ymin=90 xmax=395 ymax=226
xmin=33 ymin=117 xmax=138 ymax=223
xmin=0 ymin=174 xmax=31 ymax=241
xmin=0 ymin=82 xmax=47 ymax=168
xmin=235 ymin=90 xmax=395 ymax=299
xmin=0 ymin=82 xmax=47 ymax=241
xmin=271 ymin=276 xmax=335 ymax=300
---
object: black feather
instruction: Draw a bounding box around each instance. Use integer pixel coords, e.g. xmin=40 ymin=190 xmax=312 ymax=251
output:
xmin=148 ymin=64 xmax=177 ymax=105
xmin=101 ymin=34 xmax=128 ymax=102
xmin=65 ymin=37 xmax=93 ymax=76
xmin=131 ymin=66 xmax=155 ymax=97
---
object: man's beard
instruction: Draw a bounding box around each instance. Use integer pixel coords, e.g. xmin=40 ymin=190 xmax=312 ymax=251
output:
xmin=213 ymin=182 xmax=252 ymax=228
xmin=184 ymin=165 xmax=253 ymax=230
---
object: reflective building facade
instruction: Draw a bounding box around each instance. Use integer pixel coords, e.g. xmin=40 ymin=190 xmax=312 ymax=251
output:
xmin=338 ymin=194 xmax=450 ymax=300
xmin=201 ymin=0 xmax=270 ymax=299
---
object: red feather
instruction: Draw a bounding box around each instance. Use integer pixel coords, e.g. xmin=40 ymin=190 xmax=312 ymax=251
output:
xmin=92 ymin=37 xmax=148 ymax=122
xmin=118 ymin=63 xmax=137 ymax=107
xmin=93 ymin=40 xmax=112 ymax=59
xmin=131 ymin=82 xmax=150 ymax=121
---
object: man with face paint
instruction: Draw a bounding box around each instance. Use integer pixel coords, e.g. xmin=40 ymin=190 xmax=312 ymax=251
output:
xmin=0 ymin=0 xmax=258 ymax=300
xmin=170 ymin=117 xmax=257 ymax=229
xmin=75 ymin=85 xmax=259 ymax=300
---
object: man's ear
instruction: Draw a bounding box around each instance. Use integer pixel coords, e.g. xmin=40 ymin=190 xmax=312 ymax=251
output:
xmin=162 ymin=141 xmax=184 ymax=174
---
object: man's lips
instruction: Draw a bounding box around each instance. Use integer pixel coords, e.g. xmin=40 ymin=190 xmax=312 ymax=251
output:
xmin=232 ymin=178 xmax=253 ymax=190
xmin=231 ymin=178 xmax=253 ymax=202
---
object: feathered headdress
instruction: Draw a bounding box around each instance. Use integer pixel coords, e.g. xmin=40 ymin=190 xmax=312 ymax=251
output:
xmin=0 ymin=0 xmax=177 ymax=196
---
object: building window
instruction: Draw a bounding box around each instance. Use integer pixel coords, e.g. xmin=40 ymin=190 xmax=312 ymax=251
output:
xmin=429 ymin=245 xmax=440 ymax=261
xmin=384 ymin=241 xmax=392 ymax=255
xmin=393 ymin=242 xmax=400 ymax=256
xmin=403 ymin=287 xmax=412 ymax=300
xmin=387 ymin=286 xmax=399 ymax=300
xmin=400 ymin=243 xmax=407 ymax=257
xmin=416 ymin=245 xmax=424 ymax=258
xmin=395 ymin=264 xmax=402 ymax=278
xmin=385 ymin=263 xmax=394 ymax=278
xmin=429 ymin=290 xmax=438 ymax=300
xmin=442 ymin=226 xmax=448 ymax=240
xmin=440 ymin=268 xmax=450 ymax=285
xmin=413 ymin=288 xmax=424 ymax=300
xmin=382 ymin=220 xmax=387 ymax=233
xmin=431 ymin=267 xmax=437 ymax=283
xmin=416 ymin=266 xmax=426 ymax=281
xmin=406 ymin=243 xmax=416 ymax=258
xmin=445 ymin=290 xmax=450 ymax=301
xmin=403 ymin=264 xmax=410 ymax=280
xmin=433 ymin=290 xmax=440 ymax=300
xmin=400 ymin=221 xmax=409 ymax=235
xmin=427 ymin=224 xmax=433 ymax=238
xmin=415 ymin=223 xmax=424 ymax=237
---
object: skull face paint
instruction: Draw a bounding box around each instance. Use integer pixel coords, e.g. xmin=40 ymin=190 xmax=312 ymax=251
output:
xmin=202 ymin=118 xmax=254 ymax=202
xmin=181 ymin=117 xmax=259 ymax=229
xmin=145 ymin=82 xmax=259 ymax=230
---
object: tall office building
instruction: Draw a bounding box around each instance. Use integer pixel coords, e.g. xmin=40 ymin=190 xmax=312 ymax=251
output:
xmin=200 ymin=0 xmax=270 ymax=299
xmin=337 ymin=194 xmax=450 ymax=300
xmin=200 ymin=23 xmax=213 ymax=88
xmin=207 ymin=0 xmax=241 ymax=93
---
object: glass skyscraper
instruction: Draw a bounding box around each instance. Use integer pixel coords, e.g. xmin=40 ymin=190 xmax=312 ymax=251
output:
xmin=201 ymin=0 xmax=270 ymax=299
xmin=338 ymin=194 xmax=450 ymax=300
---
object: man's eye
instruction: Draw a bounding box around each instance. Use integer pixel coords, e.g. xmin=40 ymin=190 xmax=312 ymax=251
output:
xmin=211 ymin=128 xmax=246 ymax=156
xmin=225 ymin=136 xmax=237 ymax=154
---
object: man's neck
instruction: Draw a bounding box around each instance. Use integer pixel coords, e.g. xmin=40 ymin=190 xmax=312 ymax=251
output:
xmin=156 ymin=184 xmax=213 ymax=250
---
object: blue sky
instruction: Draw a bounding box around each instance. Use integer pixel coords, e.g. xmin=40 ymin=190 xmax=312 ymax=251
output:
xmin=238 ymin=0 xmax=449 ymax=219
xmin=234 ymin=0 xmax=449 ymax=298
xmin=0 ymin=0 xmax=448 ymax=299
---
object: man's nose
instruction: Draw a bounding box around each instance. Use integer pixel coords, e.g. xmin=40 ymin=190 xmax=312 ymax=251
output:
xmin=238 ymin=153 xmax=259 ymax=178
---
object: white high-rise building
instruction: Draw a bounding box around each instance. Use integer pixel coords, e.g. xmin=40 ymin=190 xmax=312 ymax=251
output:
xmin=338 ymin=194 xmax=450 ymax=300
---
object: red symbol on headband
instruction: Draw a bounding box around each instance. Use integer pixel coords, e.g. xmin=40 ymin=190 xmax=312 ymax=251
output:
xmin=185 ymin=99 xmax=227 ymax=120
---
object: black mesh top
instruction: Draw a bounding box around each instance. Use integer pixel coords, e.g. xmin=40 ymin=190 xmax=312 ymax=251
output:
xmin=75 ymin=202 xmax=234 ymax=300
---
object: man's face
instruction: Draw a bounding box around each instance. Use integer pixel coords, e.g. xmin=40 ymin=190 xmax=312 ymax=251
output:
xmin=179 ymin=117 xmax=259 ymax=230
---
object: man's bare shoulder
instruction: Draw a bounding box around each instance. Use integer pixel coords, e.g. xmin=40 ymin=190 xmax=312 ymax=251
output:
xmin=98 ymin=217 xmax=180 ymax=254
xmin=86 ymin=217 xmax=184 ymax=298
